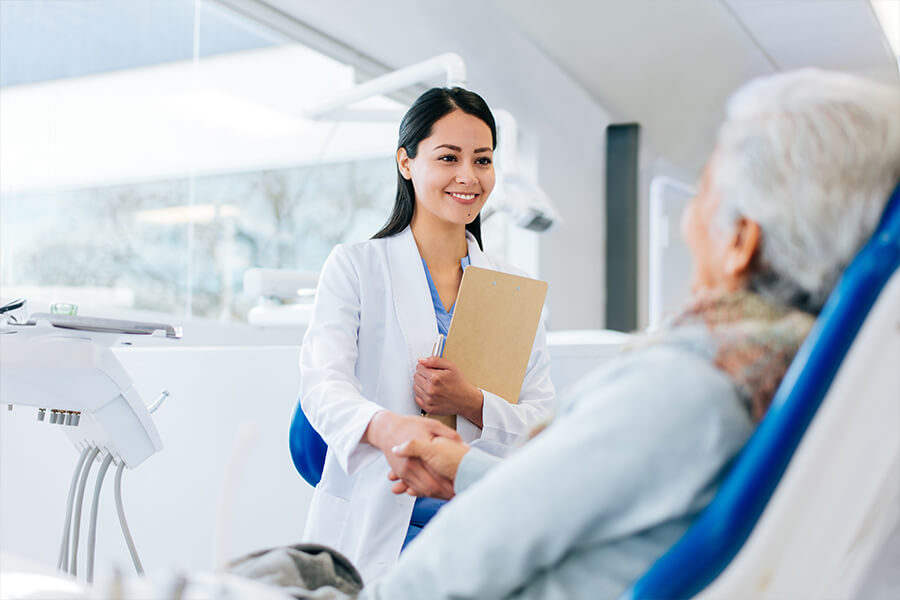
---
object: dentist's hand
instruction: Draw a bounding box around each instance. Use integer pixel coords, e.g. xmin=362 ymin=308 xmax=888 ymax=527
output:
xmin=387 ymin=436 xmax=470 ymax=499
xmin=362 ymin=411 xmax=458 ymax=499
xmin=414 ymin=356 xmax=484 ymax=427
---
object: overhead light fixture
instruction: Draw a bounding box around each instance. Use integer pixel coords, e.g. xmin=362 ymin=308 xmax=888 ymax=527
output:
xmin=871 ymin=1 xmax=900 ymax=59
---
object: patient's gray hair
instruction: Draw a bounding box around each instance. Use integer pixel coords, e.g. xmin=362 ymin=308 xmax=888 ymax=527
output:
xmin=711 ymin=68 xmax=900 ymax=313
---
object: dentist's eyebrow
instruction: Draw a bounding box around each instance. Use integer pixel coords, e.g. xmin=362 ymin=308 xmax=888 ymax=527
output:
xmin=432 ymin=144 xmax=493 ymax=153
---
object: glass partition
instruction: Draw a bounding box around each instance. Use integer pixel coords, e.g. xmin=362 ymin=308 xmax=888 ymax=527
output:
xmin=0 ymin=0 xmax=399 ymax=319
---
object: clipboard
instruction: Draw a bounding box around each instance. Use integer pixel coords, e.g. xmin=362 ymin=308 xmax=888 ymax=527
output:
xmin=427 ymin=266 xmax=548 ymax=429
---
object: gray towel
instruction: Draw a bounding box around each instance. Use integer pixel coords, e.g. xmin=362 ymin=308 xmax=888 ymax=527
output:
xmin=228 ymin=543 xmax=363 ymax=600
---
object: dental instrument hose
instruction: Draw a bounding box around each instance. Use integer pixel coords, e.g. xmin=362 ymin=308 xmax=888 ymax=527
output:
xmin=69 ymin=446 xmax=101 ymax=575
xmin=58 ymin=446 xmax=91 ymax=571
xmin=114 ymin=460 xmax=144 ymax=575
xmin=86 ymin=453 xmax=114 ymax=583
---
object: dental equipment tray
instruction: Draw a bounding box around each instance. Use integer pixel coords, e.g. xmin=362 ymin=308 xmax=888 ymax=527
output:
xmin=20 ymin=313 xmax=181 ymax=338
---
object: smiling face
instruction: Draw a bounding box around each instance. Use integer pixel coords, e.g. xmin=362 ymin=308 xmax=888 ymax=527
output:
xmin=398 ymin=109 xmax=495 ymax=231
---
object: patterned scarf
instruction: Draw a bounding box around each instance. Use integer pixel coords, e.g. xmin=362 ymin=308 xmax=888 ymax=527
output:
xmin=526 ymin=290 xmax=816 ymax=440
xmin=629 ymin=290 xmax=816 ymax=422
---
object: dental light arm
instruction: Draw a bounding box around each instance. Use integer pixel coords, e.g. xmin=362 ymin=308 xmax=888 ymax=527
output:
xmin=304 ymin=52 xmax=466 ymax=120
xmin=303 ymin=55 xmax=560 ymax=232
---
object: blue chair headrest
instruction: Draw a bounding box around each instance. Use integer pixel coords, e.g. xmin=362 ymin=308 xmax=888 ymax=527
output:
xmin=622 ymin=180 xmax=900 ymax=600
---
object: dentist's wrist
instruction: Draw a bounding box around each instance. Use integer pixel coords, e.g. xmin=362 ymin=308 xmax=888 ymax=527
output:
xmin=458 ymin=387 xmax=484 ymax=428
xmin=362 ymin=410 xmax=392 ymax=451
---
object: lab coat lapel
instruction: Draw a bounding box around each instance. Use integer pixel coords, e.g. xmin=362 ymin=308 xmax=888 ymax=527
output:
xmin=466 ymin=231 xmax=492 ymax=269
xmin=386 ymin=227 xmax=438 ymax=368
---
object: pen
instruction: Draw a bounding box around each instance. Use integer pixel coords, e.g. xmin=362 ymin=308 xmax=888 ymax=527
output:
xmin=421 ymin=333 xmax=444 ymax=416
xmin=432 ymin=333 xmax=445 ymax=358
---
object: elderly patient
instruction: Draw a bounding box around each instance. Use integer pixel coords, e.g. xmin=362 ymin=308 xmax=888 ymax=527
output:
xmin=227 ymin=69 xmax=899 ymax=600
xmin=350 ymin=69 xmax=900 ymax=600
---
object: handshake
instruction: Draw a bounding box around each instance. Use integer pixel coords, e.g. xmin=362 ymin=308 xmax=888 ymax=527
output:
xmin=364 ymin=411 xmax=470 ymax=501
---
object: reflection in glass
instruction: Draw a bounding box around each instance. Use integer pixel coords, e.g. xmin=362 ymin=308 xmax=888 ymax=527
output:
xmin=1 ymin=159 xmax=393 ymax=319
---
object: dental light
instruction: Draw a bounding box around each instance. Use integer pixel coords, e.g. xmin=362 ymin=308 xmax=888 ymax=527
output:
xmin=0 ymin=310 xmax=180 ymax=583
xmin=304 ymin=54 xmax=561 ymax=233
xmin=484 ymin=109 xmax=562 ymax=233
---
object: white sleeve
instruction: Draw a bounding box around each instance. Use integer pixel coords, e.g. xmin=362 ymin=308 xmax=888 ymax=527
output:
xmin=299 ymin=245 xmax=383 ymax=475
xmin=477 ymin=318 xmax=555 ymax=449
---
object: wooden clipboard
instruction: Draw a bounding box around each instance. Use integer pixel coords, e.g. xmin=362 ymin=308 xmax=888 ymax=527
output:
xmin=428 ymin=266 xmax=548 ymax=429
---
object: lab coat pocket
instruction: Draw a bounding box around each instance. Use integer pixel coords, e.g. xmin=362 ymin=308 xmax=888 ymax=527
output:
xmin=319 ymin=455 xmax=355 ymax=500
xmin=305 ymin=488 xmax=350 ymax=546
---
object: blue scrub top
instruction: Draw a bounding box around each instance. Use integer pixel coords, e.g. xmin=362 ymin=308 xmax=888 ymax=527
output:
xmin=403 ymin=254 xmax=471 ymax=550
xmin=422 ymin=254 xmax=472 ymax=339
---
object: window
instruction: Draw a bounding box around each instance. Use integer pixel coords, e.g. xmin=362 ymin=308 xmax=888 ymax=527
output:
xmin=0 ymin=0 xmax=400 ymax=320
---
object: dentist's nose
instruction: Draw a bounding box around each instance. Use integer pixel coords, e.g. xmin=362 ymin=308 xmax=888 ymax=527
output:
xmin=455 ymin=162 xmax=477 ymax=185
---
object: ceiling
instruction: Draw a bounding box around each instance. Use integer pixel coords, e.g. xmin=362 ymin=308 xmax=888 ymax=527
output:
xmin=241 ymin=0 xmax=899 ymax=173
xmin=489 ymin=0 xmax=899 ymax=170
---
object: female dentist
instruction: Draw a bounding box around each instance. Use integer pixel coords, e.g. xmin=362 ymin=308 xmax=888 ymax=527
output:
xmin=297 ymin=87 xmax=555 ymax=582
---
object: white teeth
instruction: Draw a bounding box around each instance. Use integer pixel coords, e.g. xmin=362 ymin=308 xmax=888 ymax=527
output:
xmin=449 ymin=192 xmax=476 ymax=200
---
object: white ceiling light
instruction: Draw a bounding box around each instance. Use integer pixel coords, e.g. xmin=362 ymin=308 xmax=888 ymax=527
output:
xmin=871 ymin=1 xmax=900 ymax=59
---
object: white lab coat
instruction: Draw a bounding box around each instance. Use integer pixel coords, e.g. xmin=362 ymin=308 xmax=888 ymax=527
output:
xmin=298 ymin=226 xmax=555 ymax=583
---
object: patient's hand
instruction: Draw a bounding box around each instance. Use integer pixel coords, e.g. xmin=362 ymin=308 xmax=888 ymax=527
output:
xmin=363 ymin=411 xmax=460 ymax=499
xmin=388 ymin=437 xmax=470 ymax=499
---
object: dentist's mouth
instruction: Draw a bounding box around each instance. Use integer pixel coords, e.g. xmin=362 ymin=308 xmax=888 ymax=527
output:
xmin=447 ymin=191 xmax=479 ymax=204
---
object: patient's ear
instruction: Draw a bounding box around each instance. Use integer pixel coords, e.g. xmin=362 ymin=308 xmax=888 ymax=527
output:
xmin=724 ymin=217 xmax=761 ymax=278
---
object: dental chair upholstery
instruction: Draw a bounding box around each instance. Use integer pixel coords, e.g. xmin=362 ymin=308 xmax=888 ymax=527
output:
xmin=289 ymin=400 xmax=327 ymax=487
xmin=622 ymin=181 xmax=900 ymax=600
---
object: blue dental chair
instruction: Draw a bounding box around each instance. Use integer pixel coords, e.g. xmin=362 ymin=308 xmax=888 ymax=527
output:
xmin=289 ymin=399 xmax=327 ymax=487
xmin=621 ymin=180 xmax=900 ymax=599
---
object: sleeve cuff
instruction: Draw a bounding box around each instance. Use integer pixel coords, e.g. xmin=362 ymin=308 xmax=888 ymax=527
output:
xmin=337 ymin=404 xmax=387 ymax=475
xmin=478 ymin=390 xmax=531 ymax=447
xmin=454 ymin=447 xmax=503 ymax=494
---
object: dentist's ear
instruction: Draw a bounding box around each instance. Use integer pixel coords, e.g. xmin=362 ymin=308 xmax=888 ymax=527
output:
xmin=397 ymin=147 xmax=412 ymax=180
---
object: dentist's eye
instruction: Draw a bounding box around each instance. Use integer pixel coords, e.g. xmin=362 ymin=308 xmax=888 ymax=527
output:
xmin=438 ymin=155 xmax=458 ymax=162
xmin=475 ymin=157 xmax=493 ymax=165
